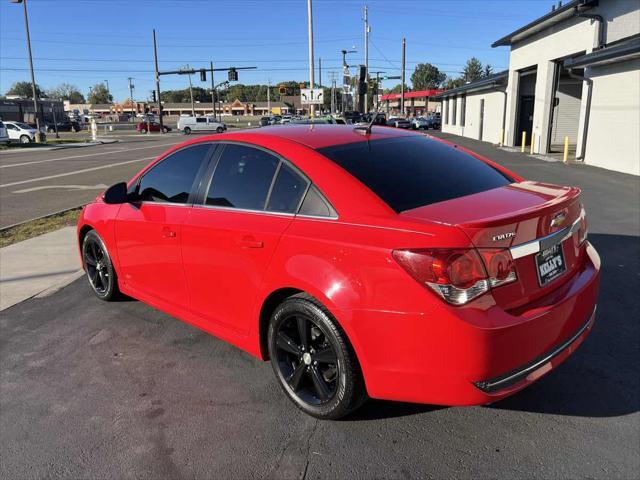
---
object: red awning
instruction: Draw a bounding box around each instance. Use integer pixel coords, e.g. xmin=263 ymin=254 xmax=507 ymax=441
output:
xmin=380 ymin=89 xmax=445 ymax=101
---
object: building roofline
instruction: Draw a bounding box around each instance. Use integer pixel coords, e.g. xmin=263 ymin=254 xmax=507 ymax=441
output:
xmin=431 ymin=70 xmax=509 ymax=99
xmin=492 ymin=0 xmax=598 ymax=48
xmin=564 ymin=35 xmax=640 ymax=68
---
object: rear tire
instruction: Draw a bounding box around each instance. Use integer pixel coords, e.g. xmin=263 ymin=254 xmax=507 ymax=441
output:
xmin=216 ymin=126 xmax=224 ymax=133
xmin=139 ymin=128 xmax=147 ymax=134
xmin=82 ymin=230 xmax=119 ymax=301
xmin=268 ymin=293 xmax=366 ymax=420
xmin=183 ymin=127 xmax=191 ymax=135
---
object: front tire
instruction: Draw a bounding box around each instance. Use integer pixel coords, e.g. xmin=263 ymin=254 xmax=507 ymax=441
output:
xmin=268 ymin=294 xmax=365 ymax=420
xmin=139 ymin=128 xmax=147 ymax=134
xmin=20 ymin=135 xmax=31 ymax=144
xmin=216 ymin=126 xmax=224 ymax=133
xmin=183 ymin=127 xmax=191 ymax=135
xmin=82 ymin=230 xmax=119 ymax=301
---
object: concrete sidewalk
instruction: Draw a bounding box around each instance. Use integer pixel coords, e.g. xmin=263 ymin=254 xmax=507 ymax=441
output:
xmin=0 ymin=226 xmax=83 ymax=311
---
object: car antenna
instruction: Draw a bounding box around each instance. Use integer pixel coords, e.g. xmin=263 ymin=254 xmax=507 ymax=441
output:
xmin=354 ymin=108 xmax=383 ymax=136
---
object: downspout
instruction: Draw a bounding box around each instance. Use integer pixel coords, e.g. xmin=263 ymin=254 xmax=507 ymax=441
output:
xmin=576 ymin=9 xmax=605 ymax=49
xmin=567 ymin=68 xmax=593 ymax=161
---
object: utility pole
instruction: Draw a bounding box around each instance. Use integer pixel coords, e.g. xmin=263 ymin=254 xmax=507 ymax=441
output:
xmin=307 ymin=0 xmax=315 ymax=117
xmin=104 ymin=79 xmax=110 ymax=100
xmin=12 ymin=0 xmax=42 ymax=142
xmin=128 ymin=77 xmax=135 ymax=120
xmin=363 ymin=5 xmax=370 ymax=113
xmin=318 ymin=58 xmax=322 ymax=88
xmin=152 ymin=28 xmax=164 ymax=133
xmin=210 ymin=61 xmax=216 ymax=119
xmin=185 ymin=65 xmax=195 ymax=116
xmin=267 ymin=77 xmax=271 ymax=115
xmin=400 ymin=37 xmax=406 ymax=116
xmin=331 ymin=74 xmax=337 ymax=114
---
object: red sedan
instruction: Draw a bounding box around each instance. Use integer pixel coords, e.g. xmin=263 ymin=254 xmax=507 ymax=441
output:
xmin=77 ymin=125 xmax=600 ymax=419
xmin=136 ymin=121 xmax=171 ymax=134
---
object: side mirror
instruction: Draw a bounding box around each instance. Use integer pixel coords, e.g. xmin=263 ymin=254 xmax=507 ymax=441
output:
xmin=104 ymin=182 xmax=129 ymax=204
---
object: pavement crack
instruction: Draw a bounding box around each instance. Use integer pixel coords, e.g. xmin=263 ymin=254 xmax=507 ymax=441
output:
xmin=301 ymin=419 xmax=319 ymax=480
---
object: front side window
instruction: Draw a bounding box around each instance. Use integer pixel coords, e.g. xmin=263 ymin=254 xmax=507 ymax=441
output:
xmin=138 ymin=143 xmax=211 ymax=203
xmin=206 ymin=144 xmax=279 ymax=209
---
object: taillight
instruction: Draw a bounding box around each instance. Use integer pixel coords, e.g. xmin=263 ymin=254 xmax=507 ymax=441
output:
xmin=392 ymin=248 xmax=517 ymax=305
xmin=578 ymin=205 xmax=588 ymax=245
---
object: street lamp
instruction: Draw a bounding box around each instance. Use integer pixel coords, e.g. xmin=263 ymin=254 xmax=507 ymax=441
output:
xmin=11 ymin=0 xmax=43 ymax=142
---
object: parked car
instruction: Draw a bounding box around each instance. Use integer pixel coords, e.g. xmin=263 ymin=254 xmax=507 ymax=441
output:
xmin=290 ymin=116 xmax=337 ymax=125
xmin=136 ymin=121 xmax=171 ymax=134
xmin=270 ymin=115 xmax=282 ymax=125
xmin=410 ymin=117 xmax=430 ymax=130
xmin=78 ymin=125 xmax=599 ymax=420
xmin=424 ymin=115 xmax=441 ymax=130
xmin=0 ymin=120 xmax=9 ymax=145
xmin=45 ymin=120 xmax=82 ymax=133
xmin=280 ymin=115 xmax=293 ymax=124
xmin=3 ymin=121 xmax=41 ymax=143
xmin=343 ymin=111 xmax=363 ymax=123
xmin=259 ymin=117 xmax=272 ymax=127
xmin=177 ymin=116 xmax=227 ymax=134
xmin=387 ymin=117 xmax=411 ymax=129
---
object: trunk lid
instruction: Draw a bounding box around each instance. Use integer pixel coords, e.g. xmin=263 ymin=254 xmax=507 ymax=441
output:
xmin=402 ymin=181 xmax=585 ymax=309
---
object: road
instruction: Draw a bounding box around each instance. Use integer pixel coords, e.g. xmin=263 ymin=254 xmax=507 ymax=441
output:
xmin=0 ymin=133 xmax=191 ymax=228
xmin=1 ymin=132 xmax=638 ymax=479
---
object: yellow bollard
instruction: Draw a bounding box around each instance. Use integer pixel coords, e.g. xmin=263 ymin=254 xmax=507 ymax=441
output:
xmin=521 ymin=131 xmax=526 ymax=152
xmin=563 ymin=136 xmax=569 ymax=163
xmin=530 ymin=132 xmax=535 ymax=154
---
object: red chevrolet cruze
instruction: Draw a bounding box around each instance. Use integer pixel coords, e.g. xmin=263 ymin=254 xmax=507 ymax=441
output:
xmin=77 ymin=125 xmax=600 ymax=419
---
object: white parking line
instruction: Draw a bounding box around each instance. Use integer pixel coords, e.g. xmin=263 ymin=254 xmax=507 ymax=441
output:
xmin=0 ymin=157 xmax=155 ymax=189
xmin=0 ymin=141 xmax=179 ymax=169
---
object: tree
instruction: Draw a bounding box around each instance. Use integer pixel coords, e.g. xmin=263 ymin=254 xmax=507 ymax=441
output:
xmin=47 ymin=83 xmax=85 ymax=103
xmin=442 ymin=77 xmax=466 ymax=90
xmin=483 ymin=64 xmax=494 ymax=78
xmin=384 ymin=83 xmax=409 ymax=94
xmin=87 ymin=83 xmax=113 ymax=104
xmin=410 ymin=63 xmax=446 ymax=90
xmin=462 ymin=57 xmax=484 ymax=83
xmin=6 ymin=81 xmax=45 ymax=99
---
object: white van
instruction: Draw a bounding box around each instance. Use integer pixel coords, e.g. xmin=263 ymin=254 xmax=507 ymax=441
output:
xmin=177 ymin=116 xmax=227 ymax=135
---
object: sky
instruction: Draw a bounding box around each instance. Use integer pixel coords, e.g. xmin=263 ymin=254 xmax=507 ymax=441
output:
xmin=1 ymin=0 xmax=559 ymax=102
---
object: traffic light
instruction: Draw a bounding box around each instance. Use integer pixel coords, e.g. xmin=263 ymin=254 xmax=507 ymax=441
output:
xmin=200 ymin=69 xmax=207 ymax=82
xmin=228 ymin=68 xmax=238 ymax=81
xmin=151 ymin=90 xmax=156 ymax=102
xmin=278 ymin=85 xmax=286 ymax=95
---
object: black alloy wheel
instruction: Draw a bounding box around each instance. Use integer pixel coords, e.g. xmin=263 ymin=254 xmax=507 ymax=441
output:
xmin=216 ymin=126 xmax=224 ymax=133
xmin=82 ymin=230 xmax=119 ymax=301
xmin=268 ymin=294 xmax=365 ymax=419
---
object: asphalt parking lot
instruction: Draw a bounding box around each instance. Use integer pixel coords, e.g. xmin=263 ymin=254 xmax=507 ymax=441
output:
xmin=1 ymin=132 xmax=638 ymax=479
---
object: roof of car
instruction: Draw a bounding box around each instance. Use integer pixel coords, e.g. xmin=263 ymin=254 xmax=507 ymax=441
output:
xmin=221 ymin=124 xmax=419 ymax=149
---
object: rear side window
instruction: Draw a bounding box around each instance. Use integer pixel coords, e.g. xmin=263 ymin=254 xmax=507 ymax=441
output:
xmin=207 ymin=144 xmax=278 ymax=209
xmin=299 ymin=186 xmax=336 ymax=217
xmin=266 ymin=163 xmax=309 ymax=213
xmin=317 ymin=136 xmax=511 ymax=212
xmin=138 ymin=144 xmax=211 ymax=203
xmin=196 ymin=118 xmax=206 ymax=123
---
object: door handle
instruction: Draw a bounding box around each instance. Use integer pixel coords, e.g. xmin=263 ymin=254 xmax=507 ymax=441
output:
xmin=161 ymin=226 xmax=177 ymax=238
xmin=238 ymin=236 xmax=264 ymax=249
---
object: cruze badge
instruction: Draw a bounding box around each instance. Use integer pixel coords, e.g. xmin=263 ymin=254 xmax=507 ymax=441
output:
xmin=550 ymin=212 xmax=566 ymax=228
xmin=492 ymin=232 xmax=516 ymax=242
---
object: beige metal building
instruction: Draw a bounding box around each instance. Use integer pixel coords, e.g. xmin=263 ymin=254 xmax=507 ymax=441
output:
xmin=438 ymin=0 xmax=639 ymax=175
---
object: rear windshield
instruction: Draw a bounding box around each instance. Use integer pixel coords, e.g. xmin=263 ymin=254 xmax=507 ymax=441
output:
xmin=317 ymin=136 xmax=512 ymax=212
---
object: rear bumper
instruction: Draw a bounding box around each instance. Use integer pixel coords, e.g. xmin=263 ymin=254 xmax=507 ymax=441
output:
xmin=351 ymin=242 xmax=601 ymax=406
